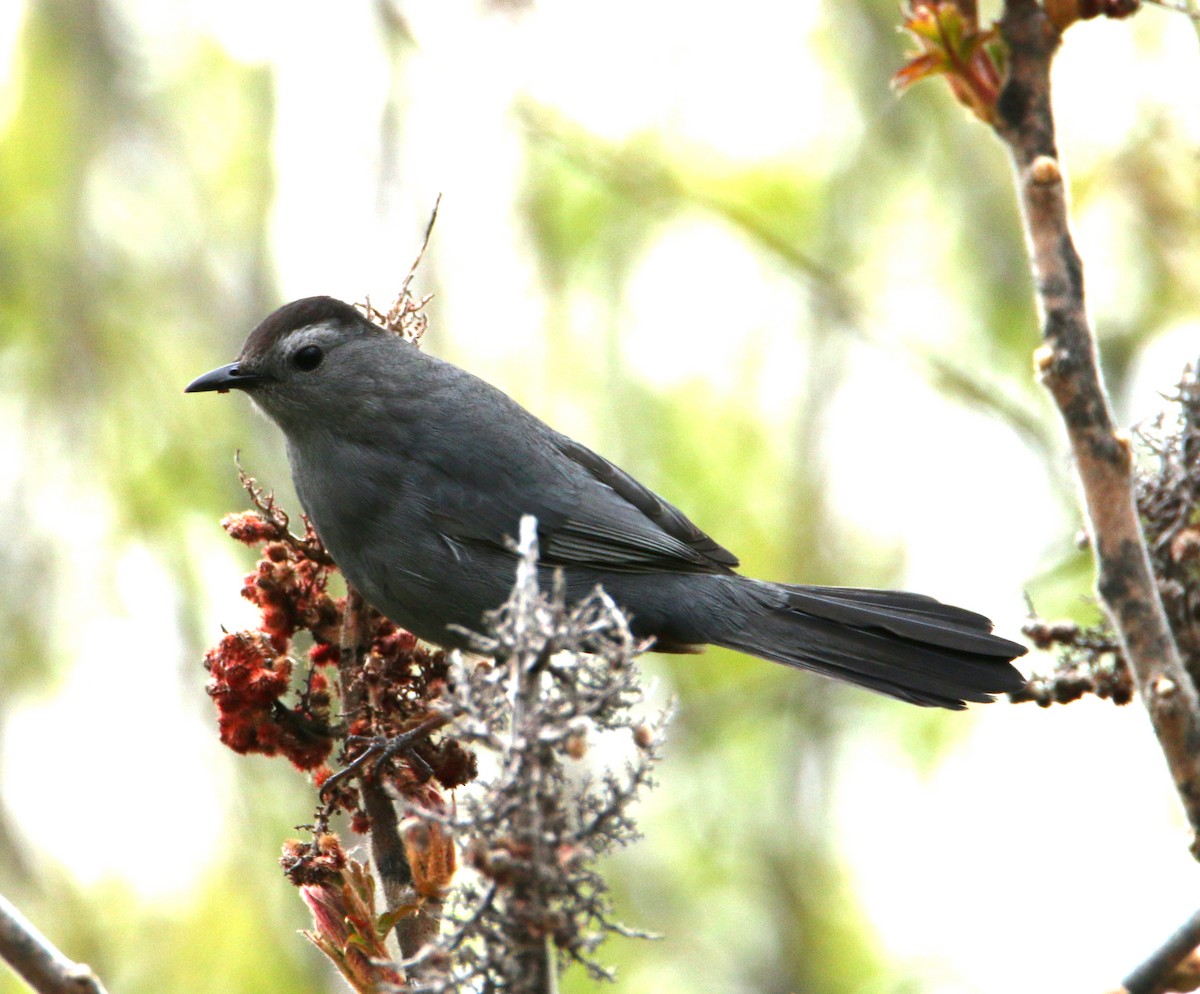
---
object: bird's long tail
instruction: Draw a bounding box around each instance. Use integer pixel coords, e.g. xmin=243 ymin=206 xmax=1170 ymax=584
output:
xmin=716 ymin=580 xmax=1027 ymax=709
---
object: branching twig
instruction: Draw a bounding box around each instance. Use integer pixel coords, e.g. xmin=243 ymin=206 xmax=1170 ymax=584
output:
xmin=0 ymin=893 xmax=110 ymax=994
xmin=993 ymin=0 xmax=1200 ymax=854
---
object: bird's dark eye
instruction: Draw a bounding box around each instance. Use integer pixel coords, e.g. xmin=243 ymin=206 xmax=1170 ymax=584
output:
xmin=293 ymin=345 xmax=324 ymax=372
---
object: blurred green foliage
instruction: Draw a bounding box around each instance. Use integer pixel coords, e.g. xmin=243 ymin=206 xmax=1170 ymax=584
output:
xmin=1 ymin=1 xmax=1197 ymax=993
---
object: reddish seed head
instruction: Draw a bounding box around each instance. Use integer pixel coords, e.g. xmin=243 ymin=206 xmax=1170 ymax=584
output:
xmin=284 ymin=738 xmax=334 ymax=772
xmin=261 ymin=606 xmax=291 ymax=634
xmin=204 ymin=631 xmax=334 ymax=766
xmin=430 ymin=740 xmax=478 ymax=789
xmin=221 ymin=511 xmax=278 ymax=545
xmin=309 ymin=642 xmax=339 ymax=666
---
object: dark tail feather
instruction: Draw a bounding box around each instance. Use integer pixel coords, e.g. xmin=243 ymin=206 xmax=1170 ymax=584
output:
xmin=717 ymin=581 xmax=1027 ymax=710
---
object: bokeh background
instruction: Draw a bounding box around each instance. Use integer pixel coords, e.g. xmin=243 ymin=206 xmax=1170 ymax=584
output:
xmin=2 ymin=2 xmax=1199 ymax=992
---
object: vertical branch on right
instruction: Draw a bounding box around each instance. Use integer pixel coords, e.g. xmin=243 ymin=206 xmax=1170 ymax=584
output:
xmin=992 ymin=0 xmax=1200 ymax=852
xmin=897 ymin=0 xmax=1200 ymax=853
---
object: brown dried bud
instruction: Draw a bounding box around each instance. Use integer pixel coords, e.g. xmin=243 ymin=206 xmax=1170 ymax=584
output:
xmin=1170 ymin=527 xmax=1200 ymax=564
xmin=280 ymin=833 xmax=347 ymax=885
xmin=1049 ymin=621 xmax=1081 ymax=643
xmin=565 ymin=730 xmax=588 ymax=760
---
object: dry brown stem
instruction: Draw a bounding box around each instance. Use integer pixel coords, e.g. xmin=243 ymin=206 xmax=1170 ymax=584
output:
xmin=336 ymin=586 xmax=444 ymax=968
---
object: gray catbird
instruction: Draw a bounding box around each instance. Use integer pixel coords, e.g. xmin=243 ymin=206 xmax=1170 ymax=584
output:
xmin=187 ymin=295 xmax=1026 ymax=709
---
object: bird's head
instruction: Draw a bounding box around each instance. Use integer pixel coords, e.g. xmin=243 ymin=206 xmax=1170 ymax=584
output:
xmin=186 ymin=296 xmax=411 ymax=433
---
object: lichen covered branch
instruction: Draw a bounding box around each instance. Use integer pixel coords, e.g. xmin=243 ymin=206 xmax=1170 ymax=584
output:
xmin=398 ymin=516 xmax=667 ymax=993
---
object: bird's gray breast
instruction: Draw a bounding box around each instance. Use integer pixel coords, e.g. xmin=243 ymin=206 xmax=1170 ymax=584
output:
xmin=284 ymin=430 xmax=514 ymax=646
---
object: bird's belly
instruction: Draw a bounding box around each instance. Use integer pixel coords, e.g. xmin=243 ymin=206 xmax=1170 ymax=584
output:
xmin=303 ymin=497 xmax=511 ymax=648
xmin=286 ymin=444 xmax=476 ymax=644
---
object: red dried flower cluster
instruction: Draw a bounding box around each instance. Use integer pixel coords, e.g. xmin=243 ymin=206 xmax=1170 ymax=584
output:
xmin=205 ymin=493 xmax=478 ymax=798
xmin=202 ymin=503 xmax=342 ymax=771
xmin=243 ymin=541 xmax=342 ymax=650
xmin=204 ymin=630 xmax=333 ymax=770
xmin=222 ymin=509 xmax=342 ymax=653
xmin=318 ymin=616 xmax=478 ymax=831
xmin=205 ymin=476 xmax=478 ymax=967
xmin=361 ymin=619 xmax=476 ymax=791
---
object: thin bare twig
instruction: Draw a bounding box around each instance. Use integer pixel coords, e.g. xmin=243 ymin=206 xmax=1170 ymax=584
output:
xmin=1113 ymin=907 xmax=1200 ymax=994
xmin=993 ymin=0 xmax=1200 ymax=854
xmin=0 ymin=893 xmax=109 ymax=994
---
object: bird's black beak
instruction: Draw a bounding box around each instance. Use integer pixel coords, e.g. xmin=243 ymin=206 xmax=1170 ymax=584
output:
xmin=185 ymin=362 xmax=270 ymax=394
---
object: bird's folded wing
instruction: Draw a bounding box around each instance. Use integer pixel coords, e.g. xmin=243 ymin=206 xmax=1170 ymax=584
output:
xmin=429 ymin=432 xmax=738 ymax=576
xmin=551 ymin=436 xmax=738 ymax=570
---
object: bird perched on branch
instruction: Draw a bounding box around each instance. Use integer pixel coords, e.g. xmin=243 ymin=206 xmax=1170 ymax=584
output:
xmin=188 ymin=296 xmax=1026 ymax=709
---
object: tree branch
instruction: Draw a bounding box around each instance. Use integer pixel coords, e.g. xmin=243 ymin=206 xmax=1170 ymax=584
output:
xmin=336 ymin=586 xmax=436 ymax=961
xmin=1112 ymin=907 xmax=1200 ymax=994
xmin=0 ymin=892 xmax=109 ymax=994
xmin=990 ymin=0 xmax=1200 ymax=855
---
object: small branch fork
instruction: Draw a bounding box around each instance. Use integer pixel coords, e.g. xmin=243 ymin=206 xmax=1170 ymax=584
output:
xmin=994 ymin=0 xmax=1200 ymax=847
xmin=0 ymin=892 xmax=110 ymax=994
